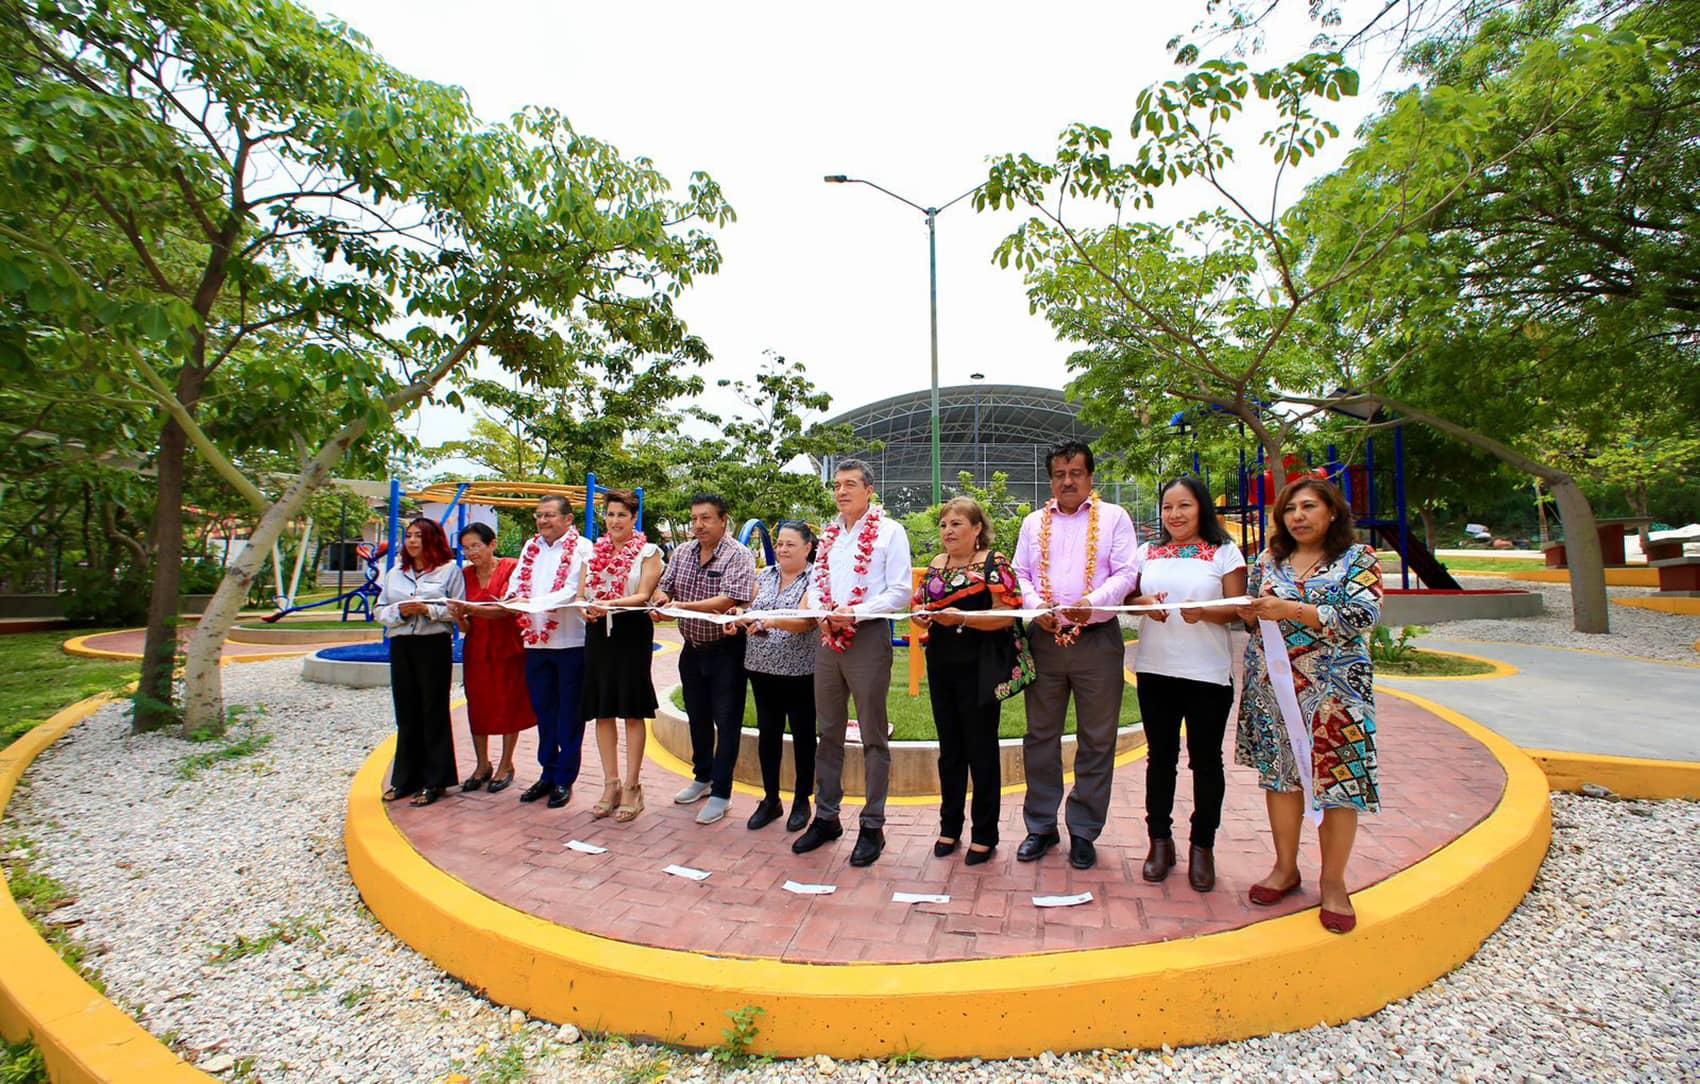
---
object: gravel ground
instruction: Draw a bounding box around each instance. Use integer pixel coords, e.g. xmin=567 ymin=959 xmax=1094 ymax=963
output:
xmin=1414 ymin=576 xmax=1699 ymax=663
xmin=6 ymin=660 xmax=1698 ymax=1083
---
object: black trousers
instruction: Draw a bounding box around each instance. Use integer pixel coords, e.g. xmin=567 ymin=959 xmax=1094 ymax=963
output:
xmin=388 ymin=633 xmax=458 ymax=794
xmin=927 ymin=656 xmax=1003 ymax=847
xmin=1136 ymin=671 xmax=1235 ymax=847
xmin=679 ymin=638 xmax=747 ymax=800
xmin=749 ymin=671 xmax=816 ymax=804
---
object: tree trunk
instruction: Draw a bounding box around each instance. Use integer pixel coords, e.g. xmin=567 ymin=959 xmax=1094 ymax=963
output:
xmin=133 ymin=421 xmax=188 ymax=732
xmin=1418 ymin=503 xmax=1438 ymax=550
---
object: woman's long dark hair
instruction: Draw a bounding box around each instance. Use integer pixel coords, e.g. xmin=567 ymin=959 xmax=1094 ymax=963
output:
xmin=1156 ymin=476 xmax=1232 ymax=546
xmin=1267 ymin=479 xmax=1358 ymax=563
xmin=402 ymin=517 xmax=454 ymax=571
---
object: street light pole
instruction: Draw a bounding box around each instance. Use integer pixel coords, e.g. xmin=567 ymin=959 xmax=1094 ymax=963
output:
xmin=826 ymin=174 xmax=981 ymax=509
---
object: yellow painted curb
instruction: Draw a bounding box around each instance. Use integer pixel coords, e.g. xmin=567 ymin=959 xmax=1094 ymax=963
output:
xmin=62 ymin=631 xmax=316 ymax=665
xmin=1509 ymin=567 xmax=1659 ymax=587
xmin=1526 ymin=749 xmax=1700 ymax=800
xmin=347 ymin=688 xmax=1552 ymax=1059
xmin=1612 ymin=596 xmax=1700 ymax=617
xmin=0 ymin=695 xmax=211 ymax=1083
xmin=1375 ymin=649 xmax=1517 ymax=682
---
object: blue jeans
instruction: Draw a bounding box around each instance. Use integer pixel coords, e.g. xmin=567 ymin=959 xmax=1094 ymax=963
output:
xmin=524 ymin=647 xmax=586 ymax=787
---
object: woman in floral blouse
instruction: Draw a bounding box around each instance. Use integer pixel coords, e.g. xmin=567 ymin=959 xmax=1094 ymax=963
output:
xmin=1236 ymin=479 xmax=1382 ymax=934
xmin=911 ymin=498 xmax=1024 ymax=866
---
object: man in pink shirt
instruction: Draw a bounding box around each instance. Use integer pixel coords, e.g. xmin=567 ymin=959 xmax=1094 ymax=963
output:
xmin=1011 ymin=440 xmax=1141 ymax=869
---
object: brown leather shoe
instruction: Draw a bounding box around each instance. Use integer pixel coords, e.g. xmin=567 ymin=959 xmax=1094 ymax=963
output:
xmin=1141 ymin=837 xmax=1176 ymax=882
xmin=1187 ymin=844 xmax=1216 ymax=892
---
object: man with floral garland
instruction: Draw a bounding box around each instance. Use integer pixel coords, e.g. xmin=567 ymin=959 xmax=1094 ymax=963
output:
xmin=1011 ymin=440 xmax=1140 ymax=870
xmin=649 ymin=493 xmax=757 ymax=826
xmin=793 ymin=458 xmax=913 ymax=867
xmin=506 ymin=494 xmax=595 ymax=809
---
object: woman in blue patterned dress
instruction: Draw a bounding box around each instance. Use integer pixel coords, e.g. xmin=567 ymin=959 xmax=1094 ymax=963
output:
xmin=1235 ymin=479 xmax=1381 ymax=934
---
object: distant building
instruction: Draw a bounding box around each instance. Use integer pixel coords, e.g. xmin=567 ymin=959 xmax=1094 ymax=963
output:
xmin=821 ymin=384 xmax=1101 ymax=516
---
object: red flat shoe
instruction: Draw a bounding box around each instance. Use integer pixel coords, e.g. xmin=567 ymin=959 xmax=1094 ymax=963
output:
xmin=1248 ymin=877 xmax=1302 ymax=906
xmin=1319 ymin=907 xmax=1357 ymax=934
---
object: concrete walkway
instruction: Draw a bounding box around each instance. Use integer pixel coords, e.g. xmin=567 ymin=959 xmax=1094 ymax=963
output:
xmin=1383 ymin=638 xmax=1700 ymax=762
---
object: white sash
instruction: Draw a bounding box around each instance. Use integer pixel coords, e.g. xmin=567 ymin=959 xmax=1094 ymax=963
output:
xmin=1258 ymin=617 xmax=1323 ymax=826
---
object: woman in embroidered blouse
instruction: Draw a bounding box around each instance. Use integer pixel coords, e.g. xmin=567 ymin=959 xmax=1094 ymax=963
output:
xmin=910 ymin=498 xmax=1022 ymax=866
xmin=1133 ymin=477 xmax=1247 ymax=893
xmin=377 ymin=517 xmax=466 ymax=807
xmin=1235 ymin=479 xmax=1382 ymax=934
xmin=446 ymin=522 xmax=534 ymax=794
xmin=727 ymin=522 xmax=819 ymax=833
xmin=580 ymin=490 xmax=664 ymax=823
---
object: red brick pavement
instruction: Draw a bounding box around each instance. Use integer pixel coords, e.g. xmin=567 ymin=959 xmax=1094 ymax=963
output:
xmin=388 ymin=632 xmax=1506 ymax=964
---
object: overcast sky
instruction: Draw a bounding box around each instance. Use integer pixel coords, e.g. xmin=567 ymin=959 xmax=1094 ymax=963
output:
xmin=310 ymin=1 xmax=1402 ymax=460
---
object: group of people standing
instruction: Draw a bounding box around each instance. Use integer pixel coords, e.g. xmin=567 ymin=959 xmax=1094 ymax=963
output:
xmin=376 ymin=439 xmax=1384 ymax=934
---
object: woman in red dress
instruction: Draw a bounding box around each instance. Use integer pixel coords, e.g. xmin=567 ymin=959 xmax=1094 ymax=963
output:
xmin=448 ymin=522 xmax=536 ymax=792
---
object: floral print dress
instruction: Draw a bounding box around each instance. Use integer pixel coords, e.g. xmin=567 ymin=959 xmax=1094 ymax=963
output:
xmin=1235 ymin=543 xmax=1383 ymax=813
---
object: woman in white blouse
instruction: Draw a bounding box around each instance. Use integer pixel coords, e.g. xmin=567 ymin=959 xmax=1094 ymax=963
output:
xmin=1133 ymin=477 xmax=1247 ymax=892
xmin=377 ymin=517 xmax=466 ymax=807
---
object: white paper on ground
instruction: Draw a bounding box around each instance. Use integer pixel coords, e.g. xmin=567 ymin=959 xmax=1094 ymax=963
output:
xmin=1032 ymin=892 xmax=1094 ymax=908
xmin=564 ymin=840 xmax=607 ymax=854
xmin=663 ymin=864 xmax=711 ymax=881
xmin=782 ymin=881 xmax=837 ymax=896
xmin=892 ymin=892 xmax=951 ymax=904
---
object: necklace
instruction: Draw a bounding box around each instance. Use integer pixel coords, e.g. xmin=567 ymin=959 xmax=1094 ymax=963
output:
xmin=514 ymin=527 xmax=581 ymax=645
xmin=1038 ymin=492 xmax=1101 ymax=646
xmin=815 ymin=505 xmax=883 ymax=653
xmin=588 ymin=532 xmax=647 ymax=602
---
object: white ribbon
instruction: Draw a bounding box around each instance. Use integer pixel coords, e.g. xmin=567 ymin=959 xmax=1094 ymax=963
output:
xmin=1259 ymin=618 xmax=1323 ymax=826
xmin=488 ymin=595 xmax=1254 ymax=623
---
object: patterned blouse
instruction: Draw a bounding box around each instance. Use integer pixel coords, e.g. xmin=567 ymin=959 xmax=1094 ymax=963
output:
xmin=1235 ymin=543 xmax=1383 ymax=813
xmin=743 ymin=564 xmax=817 ymax=677
xmin=912 ymin=552 xmax=1023 ymax=668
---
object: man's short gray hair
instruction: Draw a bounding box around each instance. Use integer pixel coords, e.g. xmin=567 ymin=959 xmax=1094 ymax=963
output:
xmin=835 ymin=458 xmax=875 ymax=488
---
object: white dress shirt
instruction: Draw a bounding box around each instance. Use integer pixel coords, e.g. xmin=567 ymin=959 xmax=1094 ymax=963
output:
xmin=807 ymin=509 xmax=913 ymax=617
xmin=506 ymin=532 xmax=593 ymax=649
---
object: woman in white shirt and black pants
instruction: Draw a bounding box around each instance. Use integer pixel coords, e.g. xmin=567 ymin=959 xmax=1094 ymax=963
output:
xmin=1133 ymin=478 xmax=1247 ymax=892
xmin=377 ymin=517 xmax=466 ymax=807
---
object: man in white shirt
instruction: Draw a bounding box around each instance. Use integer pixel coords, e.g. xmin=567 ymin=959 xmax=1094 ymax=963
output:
xmin=506 ymin=494 xmax=593 ymax=809
xmin=793 ymin=459 xmax=912 ymax=867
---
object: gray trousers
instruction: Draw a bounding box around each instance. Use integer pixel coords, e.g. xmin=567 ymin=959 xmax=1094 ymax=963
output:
xmin=1022 ymin=619 xmax=1126 ymax=841
xmin=813 ymin=621 xmax=893 ymax=830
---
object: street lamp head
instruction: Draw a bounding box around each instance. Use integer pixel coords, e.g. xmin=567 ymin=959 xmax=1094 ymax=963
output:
xmin=823 ymin=174 xmax=849 ymax=183
xmin=970 ymin=372 xmax=985 ymax=381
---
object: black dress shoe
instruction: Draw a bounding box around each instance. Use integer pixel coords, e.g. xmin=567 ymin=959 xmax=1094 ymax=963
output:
xmin=933 ymin=838 xmax=959 ymax=858
xmin=546 ymin=784 xmax=572 ymax=809
xmin=791 ymin=817 xmax=843 ymax=854
xmin=1142 ymin=837 xmax=1177 ymax=882
xmin=487 ymin=771 xmax=514 ymax=795
xmin=518 ymin=779 xmax=553 ymax=803
xmin=785 ymin=800 xmax=811 ymax=833
xmin=849 ymin=828 xmax=886 ymax=867
xmin=1188 ymin=844 xmax=1216 ymax=893
xmin=1016 ymin=831 xmax=1060 ymax=863
xmin=964 ymin=845 xmax=996 ymax=867
xmin=461 ymin=769 xmax=493 ymax=793
xmin=746 ymin=798 xmax=783 ymax=831
xmin=1068 ymin=836 xmax=1097 ymax=870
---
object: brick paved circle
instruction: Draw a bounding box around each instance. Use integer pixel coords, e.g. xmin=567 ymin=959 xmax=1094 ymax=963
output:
xmin=389 ymin=633 xmax=1506 ymax=964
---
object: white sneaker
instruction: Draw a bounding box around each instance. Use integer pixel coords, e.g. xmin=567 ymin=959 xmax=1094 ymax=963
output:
xmin=673 ymin=780 xmax=711 ymax=804
xmin=696 ymin=796 xmax=731 ymax=825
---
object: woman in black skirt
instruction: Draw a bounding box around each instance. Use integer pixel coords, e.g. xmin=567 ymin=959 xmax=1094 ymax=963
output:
xmin=910 ymin=498 xmax=1024 ymax=865
xmin=378 ymin=517 xmax=465 ymax=807
xmin=581 ymin=490 xmax=664 ymax=822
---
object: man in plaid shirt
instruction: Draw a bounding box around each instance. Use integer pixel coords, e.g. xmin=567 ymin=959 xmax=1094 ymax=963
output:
xmin=650 ymin=493 xmax=757 ymax=825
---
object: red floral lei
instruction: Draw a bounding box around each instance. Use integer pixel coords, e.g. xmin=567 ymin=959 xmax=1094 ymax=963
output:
xmin=514 ymin=527 xmax=581 ymax=646
xmin=814 ymin=505 xmax=882 ymax=654
xmin=588 ymin=532 xmax=647 ymax=602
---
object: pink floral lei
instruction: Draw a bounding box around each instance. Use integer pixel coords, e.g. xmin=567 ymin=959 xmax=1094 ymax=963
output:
xmin=588 ymin=532 xmax=647 ymax=601
xmin=514 ymin=526 xmax=581 ymax=646
xmin=814 ymin=505 xmax=882 ymax=654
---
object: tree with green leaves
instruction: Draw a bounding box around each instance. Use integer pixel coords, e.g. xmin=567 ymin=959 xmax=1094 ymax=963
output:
xmin=0 ymin=0 xmax=732 ymax=731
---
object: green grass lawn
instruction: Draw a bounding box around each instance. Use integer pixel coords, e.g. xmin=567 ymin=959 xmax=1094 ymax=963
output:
xmin=0 ymin=631 xmax=137 ymax=751
xmin=1428 ymin=556 xmax=1547 ymax=573
xmin=1377 ymin=649 xmax=1496 ymax=677
xmin=670 ymin=651 xmax=1142 ymax=741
